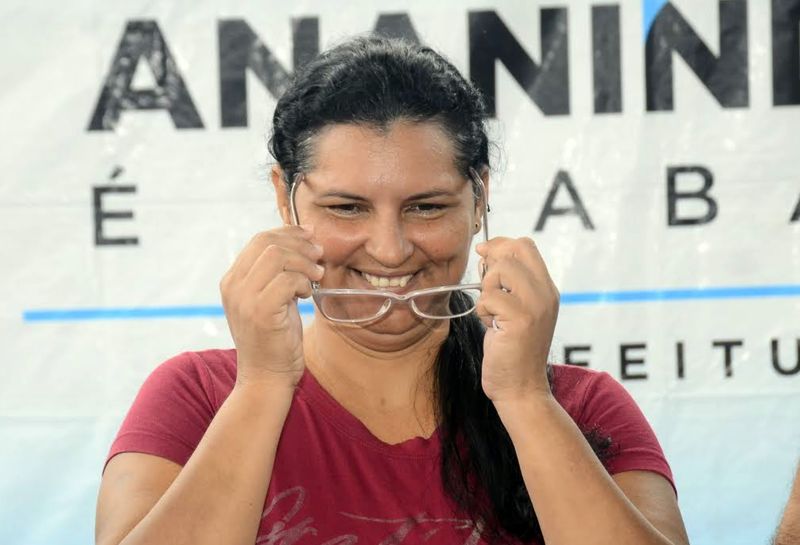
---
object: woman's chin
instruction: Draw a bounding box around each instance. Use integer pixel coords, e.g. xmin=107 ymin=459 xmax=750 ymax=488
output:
xmin=331 ymin=306 xmax=441 ymax=340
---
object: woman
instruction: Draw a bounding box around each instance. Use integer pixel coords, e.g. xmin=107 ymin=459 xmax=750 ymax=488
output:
xmin=96 ymin=37 xmax=690 ymax=545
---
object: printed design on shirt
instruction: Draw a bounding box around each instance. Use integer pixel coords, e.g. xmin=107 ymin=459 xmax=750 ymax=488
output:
xmin=257 ymin=486 xmax=484 ymax=545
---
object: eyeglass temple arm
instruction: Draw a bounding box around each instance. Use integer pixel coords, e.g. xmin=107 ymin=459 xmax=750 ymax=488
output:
xmin=468 ymin=168 xmax=490 ymax=245
xmin=287 ymin=174 xmax=319 ymax=291
xmin=288 ymin=173 xmax=302 ymax=226
xmin=468 ymin=168 xmax=491 ymax=281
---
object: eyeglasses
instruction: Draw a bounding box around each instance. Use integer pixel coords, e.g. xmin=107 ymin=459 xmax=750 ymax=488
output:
xmin=288 ymin=168 xmax=489 ymax=324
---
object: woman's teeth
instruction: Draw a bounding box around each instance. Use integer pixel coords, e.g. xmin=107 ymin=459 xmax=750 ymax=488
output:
xmin=361 ymin=272 xmax=414 ymax=288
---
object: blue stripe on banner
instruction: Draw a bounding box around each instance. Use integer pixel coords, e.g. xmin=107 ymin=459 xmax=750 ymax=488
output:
xmin=22 ymin=302 xmax=317 ymax=322
xmin=560 ymin=284 xmax=800 ymax=304
xmin=20 ymin=285 xmax=800 ymax=322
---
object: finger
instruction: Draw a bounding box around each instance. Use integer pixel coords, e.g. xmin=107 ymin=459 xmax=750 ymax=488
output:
xmin=475 ymin=302 xmax=498 ymax=330
xmin=475 ymin=236 xmax=517 ymax=256
xmin=475 ymin=236 xmax=510 ymax=258
xmin=259 ymin=270 xmax=316 ymax=306
xmin=243 ymin=244 xmax=324 ymax=293
xmin=477 ymin=281 xmax=559 ymax=335
xmin=481 ymin=256 xmax=538 ymax=300
xmin=476 ymin=237 xmax=520 ymax=274
xmin=478 ymin=237 xmax=553 ymax=287
xmin=475 ymin=288 xmax=526 ymax=332
xmin=476 ymin=284 xmax=524 ymax=312
xmin=507 ymin=237 xmax=553 ymax=286
xmin=477 ymin=237 xmax=534 ymax=268
xmin=477 ymin=258 xmax=559 ymax=332
xmin=229 ymin=227 xmax=322 ymax=280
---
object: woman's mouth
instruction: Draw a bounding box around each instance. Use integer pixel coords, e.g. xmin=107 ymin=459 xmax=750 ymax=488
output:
xmin=354 ymin=269 xmax=416 ymax=289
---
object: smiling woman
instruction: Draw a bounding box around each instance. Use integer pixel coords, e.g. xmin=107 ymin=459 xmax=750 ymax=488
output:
xmin=271 ymin=123 xmax=484 ymax=341
xmin=95 ymin=36 xmax=689 ymax=545
xmin=284 ymin=147 xmax=489 ymax=327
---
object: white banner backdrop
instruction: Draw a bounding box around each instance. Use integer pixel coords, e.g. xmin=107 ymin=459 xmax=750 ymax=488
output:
xmin=1 ymin=1 xmax=798 ymax=544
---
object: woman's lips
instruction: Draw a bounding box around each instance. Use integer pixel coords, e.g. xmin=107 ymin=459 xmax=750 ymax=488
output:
xmin=361 ymin=271 xmax=414 ymax=288
xmin=347 ymin=268 xmax=419 ymax=292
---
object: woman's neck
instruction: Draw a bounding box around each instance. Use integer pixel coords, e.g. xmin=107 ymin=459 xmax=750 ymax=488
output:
xmin=303 ymin=317 xmax=448 ymax=425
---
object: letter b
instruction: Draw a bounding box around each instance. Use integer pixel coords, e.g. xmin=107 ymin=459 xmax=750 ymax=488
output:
xmin=667 ymin=166 xmax=718 ymax=226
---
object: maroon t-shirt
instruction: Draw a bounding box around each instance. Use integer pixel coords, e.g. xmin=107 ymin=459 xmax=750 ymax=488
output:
xmin=107 ymin=349 xmax=674 ymax=544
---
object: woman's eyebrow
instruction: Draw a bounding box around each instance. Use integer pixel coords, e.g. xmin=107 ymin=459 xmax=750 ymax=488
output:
xmin=317 ymin=191 xmax=368 ymax=201
xmin=316 ymin=189 xmax=459 ymax=200
xmin=406 ymin=189 xmax=459 ymax=200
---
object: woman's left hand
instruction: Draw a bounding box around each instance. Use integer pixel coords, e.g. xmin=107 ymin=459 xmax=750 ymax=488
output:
xmin=475 ymin=237 xmax=559 ymax=405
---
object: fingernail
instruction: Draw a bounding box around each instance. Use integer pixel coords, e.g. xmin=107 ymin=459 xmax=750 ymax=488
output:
xmin=312 ymin=243 xmax=324 ymax=256
xmin=315 ymin=264 xmax=325 ymax=276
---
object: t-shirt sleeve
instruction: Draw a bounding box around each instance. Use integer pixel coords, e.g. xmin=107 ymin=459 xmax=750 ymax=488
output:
xmin=577 ymin=371 xmax=676 ymax=495
xmin=104 ymin=351 xmax=219 ymax=471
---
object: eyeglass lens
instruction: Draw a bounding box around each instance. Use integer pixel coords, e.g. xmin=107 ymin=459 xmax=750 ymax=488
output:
xmin=315 ymin=288 xmax=481 ymax=322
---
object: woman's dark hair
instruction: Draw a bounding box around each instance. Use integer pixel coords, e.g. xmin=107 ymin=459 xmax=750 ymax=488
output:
xmin=269 ymin=35 xmax=487 ymax=183
xmin=269 ymin=35 xmax=614 ymax=544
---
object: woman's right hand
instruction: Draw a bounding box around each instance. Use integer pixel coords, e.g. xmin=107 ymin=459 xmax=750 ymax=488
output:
xmin=220 ymin=225 xmax=324 ymax=389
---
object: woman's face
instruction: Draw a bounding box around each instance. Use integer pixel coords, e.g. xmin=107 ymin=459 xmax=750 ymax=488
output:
xmin=279 ymin=120 xmax=484 ymax=340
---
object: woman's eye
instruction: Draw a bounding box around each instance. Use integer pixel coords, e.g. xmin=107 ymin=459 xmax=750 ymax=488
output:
xmin=327 ymin=203 xmax=364 ymax=216
xmin=408 ymin=203 xmax=447 ymax=215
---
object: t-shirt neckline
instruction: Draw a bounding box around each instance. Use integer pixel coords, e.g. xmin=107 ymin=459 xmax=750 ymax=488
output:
xmin=296 ymin=368 xmax=442 ymax=459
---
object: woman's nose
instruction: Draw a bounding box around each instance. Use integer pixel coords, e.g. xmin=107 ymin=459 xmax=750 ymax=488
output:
xmin=363 ymin=214 xmax=414 ymax=267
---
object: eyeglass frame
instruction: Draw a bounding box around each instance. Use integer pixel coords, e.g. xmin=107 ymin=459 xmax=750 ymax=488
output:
xmin=287 ymin=167 xmax=490 ymax=323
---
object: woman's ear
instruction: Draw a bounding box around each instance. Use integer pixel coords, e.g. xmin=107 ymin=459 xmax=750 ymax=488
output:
xmin=271 ymin=165 xmax=292 ymax=225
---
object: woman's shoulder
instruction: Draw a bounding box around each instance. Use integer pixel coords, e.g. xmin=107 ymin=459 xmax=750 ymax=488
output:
xmin=550 ymin=362 xmax=609 ymax=397
xmin=105 ymin=349 xmax=239 ymax=468
xmin=549 ymin=363 xmax=627 ymax=424
xmin=549 ymin=364 xmax=674 ymax=488
xmin=183 ymin=348 xmax=238 ymax=379
xmin=149 ymin=348 xmax=239 ymax=410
